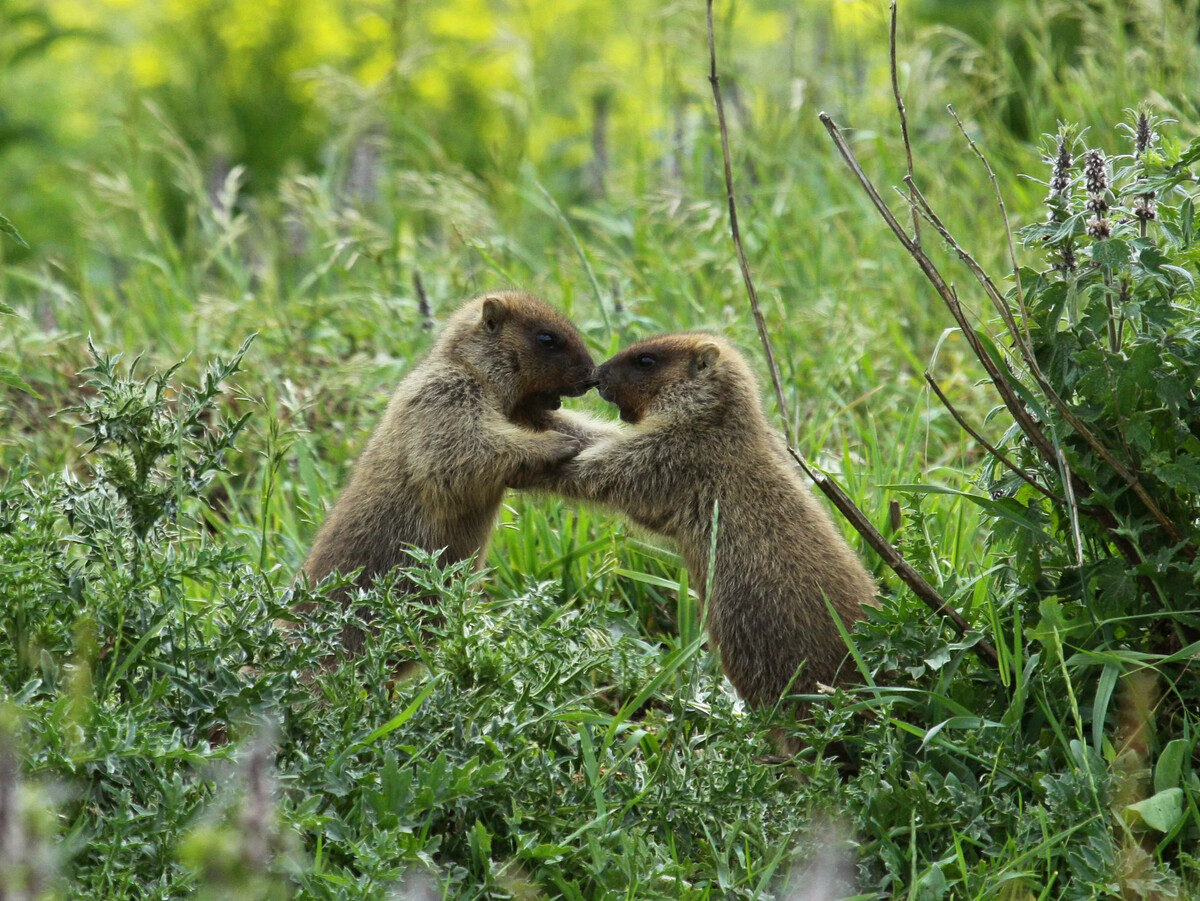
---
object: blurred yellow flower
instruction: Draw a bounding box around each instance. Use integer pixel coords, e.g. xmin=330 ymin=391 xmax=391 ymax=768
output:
xmin=831 ymin=0 xmax=886 ymax=34
xmin=130 ymin=47 xmax=169 ymax=88
xmin=430 ymin=0 xmax=497 ymax=43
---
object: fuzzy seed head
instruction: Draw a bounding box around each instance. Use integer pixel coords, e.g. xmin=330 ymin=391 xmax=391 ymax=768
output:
xmin=1086 ymin=215 xmax=1112 ymax=239
xmin=1084 ymin=150 xmax=1107 ymax=195
xmin=1056 ymin=243 xmax=1077 ymax=272
xmin=1049 ymin=135 xmax=1073 ymax=198
xmin=1136 ymin=113 xmax=1154 ymax=156
xmin=1086 ymin=195 xmax=1109 ymax=214
xmin=1134 ymin=196 xmax=1157 ymax=222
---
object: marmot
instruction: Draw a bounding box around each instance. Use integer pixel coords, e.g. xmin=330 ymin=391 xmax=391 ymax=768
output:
xmin=516 ymin=333 xmax=878 ymax=718
xmin=302 ymin=291 xmax=596 ymax=651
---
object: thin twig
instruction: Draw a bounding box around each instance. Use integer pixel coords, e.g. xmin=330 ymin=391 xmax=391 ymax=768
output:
xmin=412 ymin=270 xmax=432 ymax=328
xmin=924 ymin=373 xmax=1062 ymax=504
xmin=706 ymin=0 xmax=793 ymax=447
xmin=890 ymin=0 xmax=920 ymax=248
xmin=904 ymin=176 xmax=1030 ymax=369
xmin=819 ymin=112 xmax=1059 ymax=467
xmin=534 ymin=179 xmax=612 ymax=335
xmin=1058 ymin=446 xmax=1086 ymax=569
xmin=787 ymin=446 xmax=997 ymax=664
xmin=946 ymin=105 xmax=1031 ymax=352
xmin=707 ymin=1 xmax=997 ymax=667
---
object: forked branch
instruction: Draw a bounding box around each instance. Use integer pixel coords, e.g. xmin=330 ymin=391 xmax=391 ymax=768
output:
xmin=923 ymin=373 xmax=1062 ymax=504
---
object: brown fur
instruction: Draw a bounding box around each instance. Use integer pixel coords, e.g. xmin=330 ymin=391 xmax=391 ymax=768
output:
xmin=302 ymin=291 xmax=596 ymax=651
xmin=516 ymin=333 xmax=879 ymax=718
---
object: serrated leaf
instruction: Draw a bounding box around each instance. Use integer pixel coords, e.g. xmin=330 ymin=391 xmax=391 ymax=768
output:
xmin=1123 ymin=788 xmax=1183 ymax=833
xmin=1160 ymin=264 xmax=1195 ymax=286
xmin=1091 ymin=238 xmax=1130 ymax=268
xmin=1154 ymin=455 xmax=1200 ymax=493
xmin=1156 ymin=376 xmax=1189 ymax=411
xmin=915 ymin=863 xmax=949 ymax=901
xmin=524 ymin=842 xmax=571 ymax=861
xmin=923 ymin=647 xmax=952 ymax=671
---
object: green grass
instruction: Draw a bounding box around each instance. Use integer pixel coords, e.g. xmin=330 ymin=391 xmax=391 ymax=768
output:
xmin=2 ymin=0 xmax=1200 ymax=897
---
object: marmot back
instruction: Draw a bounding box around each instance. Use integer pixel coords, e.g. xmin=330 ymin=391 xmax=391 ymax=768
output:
xmin=302 ymin=291 xmax=595 ymax=651
xmin=520 ymin=333 xmax=879 ymax=716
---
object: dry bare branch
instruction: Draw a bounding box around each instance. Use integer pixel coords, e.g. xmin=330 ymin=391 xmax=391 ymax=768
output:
xmin=890 ymin=1 xmax=921 ymax=247
xmin=706 ymin=0 xmax=793 ymax=447
xmin=818 ymin=112 xmax=1060 ymax=468
xmin=946 ymin=105 xmax=1032 ymax=350
xmin=787 ymin=447 xmax=997 ymax=660
xmin=924 ymin=373 xmax=1062 ymax=504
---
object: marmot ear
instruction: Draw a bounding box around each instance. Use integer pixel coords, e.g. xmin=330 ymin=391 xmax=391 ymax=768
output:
xmin=692 ymin=341 xmax=721 ymax=375
xmin=482 ymin=296 xmax=508 ymax=332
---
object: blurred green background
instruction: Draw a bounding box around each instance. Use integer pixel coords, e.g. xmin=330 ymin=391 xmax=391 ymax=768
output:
xmin=6 ymin=2 xmax=1200 ymax=895
xmin=7 ymin=0 xmax=1198 ymax=252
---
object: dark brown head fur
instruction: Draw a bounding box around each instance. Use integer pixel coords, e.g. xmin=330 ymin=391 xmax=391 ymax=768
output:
xmin=596 ymin=333 xmax=761 ymax=426
xmin=442 ymin=291 xmax=596 ymax=423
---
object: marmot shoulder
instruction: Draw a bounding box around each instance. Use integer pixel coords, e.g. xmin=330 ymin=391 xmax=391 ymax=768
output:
xmin=302 ymin=291 xmax=596 ymax=650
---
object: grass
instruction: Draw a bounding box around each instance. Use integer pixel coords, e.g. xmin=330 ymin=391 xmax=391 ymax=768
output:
xmin=2 ymin=0 xmax=1200 ymax=897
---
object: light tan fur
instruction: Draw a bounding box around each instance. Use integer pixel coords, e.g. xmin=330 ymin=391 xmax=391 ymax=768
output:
xmin=303 ymin=291 xmax=596 ymax=651
xmin=516 ymin=333 xmax=879 ymax=717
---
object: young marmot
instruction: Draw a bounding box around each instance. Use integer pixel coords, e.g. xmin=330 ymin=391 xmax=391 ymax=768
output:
xmin=302 ymin=291 xmax=596 ymax=651
xmin=516 ymin=333 xmax=878 ymax=715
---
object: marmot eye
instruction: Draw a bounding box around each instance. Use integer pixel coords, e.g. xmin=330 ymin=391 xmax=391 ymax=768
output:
xmin=635 ymin=354 xmax=657 ymax=370
xmin=536 ymin=332 xmax=558 ymax=349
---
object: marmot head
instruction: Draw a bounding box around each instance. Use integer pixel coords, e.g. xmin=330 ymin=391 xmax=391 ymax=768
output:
xmin=444 ymin=292 xmax=597 ymax=418
xmin=595 ymin=333 xmax=762 ymax=426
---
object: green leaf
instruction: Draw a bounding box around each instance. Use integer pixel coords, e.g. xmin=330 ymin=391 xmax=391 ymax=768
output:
xmin=915 ymin=862 xmax=949 ymax=900
xmin=1091 ymin=238 xmax=1130 ymax=268
xmin=1156 ymin=376 xmax=1189 ymax=411
xmin=1154 ymin=455 xmax=1200 ymax=493
xmin=1122 ymin=788 xmax=1183 ymax=833
xmin=1155 ymin=740 xmax=1189 ymax=794
xmin=523 ymin=842 xmax=572 ymax=861
xmin=0 ymin=212 xmax=29 ymax=248
xmin=883 ymin=483 xmax=1056 ymax=543
xmin=1092 ymin=663 xmax=1120 ymax=754
xmin=468 ymin=819 xmax=493 ymax=861
xmin=1027 ymin=597 xmax=1092 ymax=644
xmin=0 ymin=364 xmax=41 ymax=398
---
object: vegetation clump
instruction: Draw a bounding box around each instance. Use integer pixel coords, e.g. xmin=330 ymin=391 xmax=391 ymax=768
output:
xmin=1 ymin=1 xmax=1200 ymax=897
